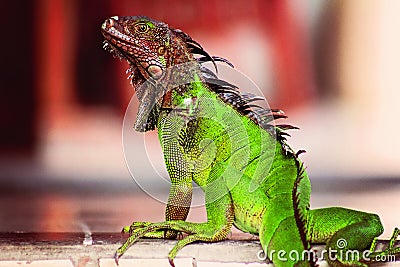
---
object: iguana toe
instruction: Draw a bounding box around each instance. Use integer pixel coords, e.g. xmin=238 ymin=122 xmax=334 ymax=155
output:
xmin=114 ymin=251 xmax=120 ymax=266
xmin=168 ymin=257 xmax=175 ymax=267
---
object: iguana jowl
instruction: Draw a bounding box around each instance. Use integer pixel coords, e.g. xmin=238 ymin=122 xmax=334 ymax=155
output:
xmin=101 ymin=16 xmax=399 ymax=266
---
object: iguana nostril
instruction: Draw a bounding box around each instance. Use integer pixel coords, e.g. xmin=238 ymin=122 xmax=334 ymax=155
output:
xmin=101 ymin=19 xmax=114 ymax=30
xmin=107 ymin=18 xmax=114 ymax=27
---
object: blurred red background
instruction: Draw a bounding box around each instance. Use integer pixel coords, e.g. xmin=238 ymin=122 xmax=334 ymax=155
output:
xmin=0 ymin=0 xmax=399 ymax=235
xmin=0 ymin=0 xmax=316 ymax=156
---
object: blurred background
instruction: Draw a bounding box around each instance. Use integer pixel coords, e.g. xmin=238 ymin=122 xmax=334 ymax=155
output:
xmin=0 ymin=0 xmax=399 ymax=237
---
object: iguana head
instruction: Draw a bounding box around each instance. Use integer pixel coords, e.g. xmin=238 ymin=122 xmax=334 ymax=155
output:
xmin=101 ymin=16 xmax=199 ymax=88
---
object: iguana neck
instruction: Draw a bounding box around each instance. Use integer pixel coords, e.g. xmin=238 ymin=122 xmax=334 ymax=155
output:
xmin=160 ymin=33 xmax=200 ymax=110
xmin=161 ymin=73 xmax=206 ymax=116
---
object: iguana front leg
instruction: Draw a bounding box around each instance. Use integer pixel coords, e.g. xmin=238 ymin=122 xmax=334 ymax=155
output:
xmin=122 ymin=113 xmax=193 ymax=239
xmin=116 ymin=185 xmax=235 ymax=266
xmin=122 ymin=182 xmax=192 ymax=239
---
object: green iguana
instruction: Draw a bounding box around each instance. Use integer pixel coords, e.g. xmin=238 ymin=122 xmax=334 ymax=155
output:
xmin=101 ymin=16 xmax=399 ymax=266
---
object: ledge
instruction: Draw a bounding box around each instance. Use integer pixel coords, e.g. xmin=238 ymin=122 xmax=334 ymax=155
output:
xmin=0 ymin=233 xmax=399 ymax=266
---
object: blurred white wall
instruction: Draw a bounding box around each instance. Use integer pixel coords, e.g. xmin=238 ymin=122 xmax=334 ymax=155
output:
xmin=291 ymin=0 xmax=400 ymax=178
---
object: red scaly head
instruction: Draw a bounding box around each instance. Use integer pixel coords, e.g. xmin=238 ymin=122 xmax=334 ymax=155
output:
xmin=101 ymin=16 xmax=201 ymax=88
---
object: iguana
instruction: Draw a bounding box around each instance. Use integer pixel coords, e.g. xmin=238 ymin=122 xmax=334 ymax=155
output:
xmin=101 ymin=16 xmax=399 ymax=266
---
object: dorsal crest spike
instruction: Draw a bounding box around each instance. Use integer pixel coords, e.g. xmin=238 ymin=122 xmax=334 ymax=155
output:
xmin=165 ymin=31 xmax=297 ymax=142
xmin=171 ymin=27 xmax=218 ymax=73
xmin=292 ymin=161 xmax=316 ymax=266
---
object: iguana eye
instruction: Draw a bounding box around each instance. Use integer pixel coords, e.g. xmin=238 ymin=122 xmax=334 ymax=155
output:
xmin=158 ymin=46 xmax=165 ymax=56
xmin=135 ymin=23 xmax=149 ymax=33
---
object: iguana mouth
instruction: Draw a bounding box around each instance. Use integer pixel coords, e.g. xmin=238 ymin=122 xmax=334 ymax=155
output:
xmin=101 ymin=17 xmax=147 ymax=88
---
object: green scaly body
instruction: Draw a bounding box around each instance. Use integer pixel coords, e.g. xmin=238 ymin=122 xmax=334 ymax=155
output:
xmin=101 ymin=16 xmax=399 ymax=266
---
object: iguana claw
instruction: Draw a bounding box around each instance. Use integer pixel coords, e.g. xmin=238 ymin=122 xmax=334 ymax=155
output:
xmin=114 ymin=251 xmax=120 ymax=266
xmin=168 ymin=257 xmax=175 ymax=267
